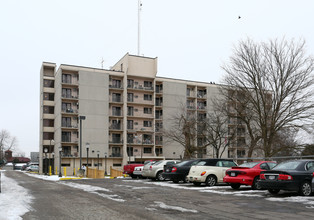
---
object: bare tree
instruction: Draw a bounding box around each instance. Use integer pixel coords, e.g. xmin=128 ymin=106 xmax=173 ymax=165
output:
xmin=163 ymin=105 xmax=203 ymax=159
xmin=164 ymin=101 xmax=234 ymax=159
xmin=0 ymin=129 xmax=11 ymax=163
xmin=200 ymin=101 xmax=236 ymax=158
xmin=222 ymin=38 xmax=314 ymax=157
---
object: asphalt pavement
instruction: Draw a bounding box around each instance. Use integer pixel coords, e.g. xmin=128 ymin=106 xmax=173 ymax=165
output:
xmin=3 ymin=171 xmax=314 ymax=220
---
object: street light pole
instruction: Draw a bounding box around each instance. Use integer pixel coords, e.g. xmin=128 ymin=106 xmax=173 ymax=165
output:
xmin=79 ymin=116 xmax=86 ymax=170
xmin=97 ymin=151 xmax=100 ymax=170
xmin=104 ymin=152 xmax=107 ymax=176
xmin=58 ymin=146 xmax=62 ymax=177
xmin=51 ymin=152 xmax=55 ymax=175
xmin=86 ymin=142 xmax=90 ymax=177
xmin=44 ymin=147 xmax=48 ymax=175
xmin=49 ymin=139 xmax=54 ymax=176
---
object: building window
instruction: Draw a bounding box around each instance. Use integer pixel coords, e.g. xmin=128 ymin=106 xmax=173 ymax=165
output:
xmin=43 ymin=93 xmax=54 ymax=101
xmin=43 ymin=79 xmax=54 ymax=88
xmin=62 ymin=132 xmax=71 ymax=142
xmin=43 ymin=132 xmax=54 ymax=140
xmin=111 ymin=79 xmax=121 ymax=88
xmin=144 ymin=107 xmax=152 ymax=114
xmin=112 ymin=147 xmax=121 ymax=157
xmin=144 ymin=147 xmax=152 ymax=154
xmin=144 ymin=121 xmax=152 ymax=127
xmin=127 ymin=79 xmax=134 ymax=88
xmin=144 ymin=94 xmax=152 ymax=101
xmin=127 ymin=120 xmax=133 ymax=130
xmin=43 ymin=106 xmax=54 ymax=114
xmin=112 ymin=133 xmax=121 ymax=143
xmin=112 ymin=106 xmax=121 ymax=116
xmin=127 ymin=93 xmax=134 ymax=102
xmin=63 ymin=146 xmax=71 ymax=156
xmin=112 ymin=93 xmax=121 ymax=102
xmin=62 ymin=74 xmax=72 ymax=84
xmin=127 ymin=106 xmax=134 ymax=116
xmin=62 ymin=117 xmax=72 ymax=127
xmin=155 ymin=147 xmax=163 ymax=156
xmin=62 ymin=88 xmax=72 ymax=98
xmin=43 ymin=119 xmax=54 ymax=127
xmin=144 ymin=81 xmax=153 ymax=88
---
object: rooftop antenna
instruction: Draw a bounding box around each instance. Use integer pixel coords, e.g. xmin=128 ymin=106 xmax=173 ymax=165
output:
xmin=138 ymin=0 xmax=142 ymax=56
xmin=101 ymin=57 xmax=104 ymax=69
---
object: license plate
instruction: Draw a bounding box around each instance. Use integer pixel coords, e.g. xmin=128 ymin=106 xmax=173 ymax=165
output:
xmin=231 ymin=172 xmax=236 ymax=177
xmin=269 ymin=175 xmax=275 ymax=180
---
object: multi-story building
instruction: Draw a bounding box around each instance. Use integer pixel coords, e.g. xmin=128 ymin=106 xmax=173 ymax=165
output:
xmin=39 ymin=53 xmax=239 ymax=175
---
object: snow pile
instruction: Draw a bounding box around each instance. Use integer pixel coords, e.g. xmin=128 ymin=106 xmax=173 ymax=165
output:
xmin=0 ymin=171 xmax=33 ymax=220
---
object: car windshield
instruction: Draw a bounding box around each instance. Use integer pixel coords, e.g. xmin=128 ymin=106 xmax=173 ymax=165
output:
xmin=153 ymin=161 xmax=163 ymax=166
xmin=239 ymin=162 xmax=259 ymax=168
xmin=273 ymin=161 xmax=302 ymax=170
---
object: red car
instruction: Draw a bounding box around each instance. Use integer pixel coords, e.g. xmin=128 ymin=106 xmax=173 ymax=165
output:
xmin=223 ymin=161 xmax=277 ymax=190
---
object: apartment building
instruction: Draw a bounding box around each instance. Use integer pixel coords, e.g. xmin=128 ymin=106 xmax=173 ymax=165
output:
xmin=39 ymin=53 xmax=243 ymax=175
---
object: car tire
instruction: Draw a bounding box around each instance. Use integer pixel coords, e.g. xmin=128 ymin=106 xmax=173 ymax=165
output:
xmin=205 ymin=175 xmax=217 ymax=187
xmin=173 ymin=180 xmax=179 ymax=183
xmin=156 ymin=171 xmax=165 ymax=181
xmin=268 ymin=189 xmax=280 ymax=195
xmin=231 ymin=183 xmax=241 ymax=189
xmin=193 ymin=182 xmax=201 ymax=186
xmin=252 ymin=177 xmax=262 ymax=190
xmin=299 ymin=181 xmax=312 ymax=196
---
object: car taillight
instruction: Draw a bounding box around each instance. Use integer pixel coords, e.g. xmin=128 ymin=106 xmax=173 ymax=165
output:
xmin=260 ymin=174 xmax=265 ymax=179
xmin=201 ymin=171 xmax=206 ymax=176
xmin=149 ymin=166 xmax=152 ymax=170
xmin=313 ymin=172 xmax=314 ymax=177
xmin=238 ymin=171 xmax=247 ymax=175
xmin=278 ymin=174 xmax=293 ymax=180
xmin=172 ymin=167 xmax=177 ymax=172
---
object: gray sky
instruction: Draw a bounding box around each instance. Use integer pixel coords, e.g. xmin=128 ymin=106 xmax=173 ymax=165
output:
xmin=1 ymin=0 xmax=314 ymax=157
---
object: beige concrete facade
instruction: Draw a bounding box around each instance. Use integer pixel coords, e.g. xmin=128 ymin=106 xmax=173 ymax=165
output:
xmin=39 ymin=53 xmax=248 ymax=175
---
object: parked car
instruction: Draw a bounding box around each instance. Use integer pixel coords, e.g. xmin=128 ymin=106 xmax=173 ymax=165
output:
xmin=21 ymin=164 xmax=29 ymax=171
xmin=14 ymin=163 xmax=28 ymax=170
xmin=142 ymin=160 xmax=180 ymax=181
xmin=123 ymin=160 xmax=154 ymax=178
xmin=187 ymin=159 xmax=237 ymax=186
xmin=133 ymin=166 xmax=144 ymax=178
xmin=162 ymin=159 xmax=201 ymax=183
xmin=26 ymin=165 xmax=39 ymax=172
xmin=259 ymin=159 xmax=314 ymax=196
xmin=223 ymin=161 xmax=277 ymax=190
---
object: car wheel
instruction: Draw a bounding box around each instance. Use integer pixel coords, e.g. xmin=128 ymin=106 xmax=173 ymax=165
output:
xmin=205 ymin=175 xmax=217 ymax=187
xmin=252 ymin=177 xmax=262 ymax=190
xmin=156 ymin=171 xmax=165 ymax=181
xmin=299 ymin=181 xmax=312 ymax=196
xmin=173 ymin=180 xmax=179 ymax=183
xmin=268 ymin=189 xmax=280 ymax=195
xmin=231 ymin=183 xmax=241 ymax=189
xmin=193 ymin=182 xmax=201 ymax=186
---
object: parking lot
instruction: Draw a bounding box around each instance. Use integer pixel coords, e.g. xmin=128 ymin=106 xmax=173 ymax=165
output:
xmin=2 ymin=171 xmax=313 ymax=220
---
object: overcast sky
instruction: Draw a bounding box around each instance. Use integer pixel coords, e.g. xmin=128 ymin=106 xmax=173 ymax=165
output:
xmin=1 ymin=0 xmax=314 ymax=157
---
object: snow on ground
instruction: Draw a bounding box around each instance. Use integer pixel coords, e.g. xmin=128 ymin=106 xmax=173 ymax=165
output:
xmin=58 ymin=181 xmax=125 ymax=202
xmin=124 ymin=179 xmax=314 ymax=207
xmin=152 ymin=201 xmax=198 ymax=213
xmin=0 ymin=171 xmax=34 ymax=220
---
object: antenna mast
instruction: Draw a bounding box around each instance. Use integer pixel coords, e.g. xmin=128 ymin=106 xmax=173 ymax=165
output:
xmin=138 ymin=0 xmax=142 ymax=56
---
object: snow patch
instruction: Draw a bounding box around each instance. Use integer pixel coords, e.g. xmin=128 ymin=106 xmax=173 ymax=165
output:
xmin=0 ymin=171 xmax=33 ymax=220
xmin=59 ymin=182 xmax=125 ymax=202
xmin=153 ymin=201 xmax=198 ymax=213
